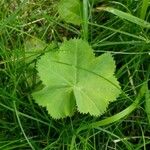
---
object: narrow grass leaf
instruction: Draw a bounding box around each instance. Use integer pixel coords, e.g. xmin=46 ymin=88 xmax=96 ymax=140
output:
xmin=82 ymin=0 xmax=89 ymax=40
xmin=140 ymin=0 xmax=149 ymax=20
xmin=96 ymin=7 xmax=150 ymax=28
xmin=145 ymin=84 xmax=150 ymax=124
xmin=13 ymin=101 xmax=35 ymax=150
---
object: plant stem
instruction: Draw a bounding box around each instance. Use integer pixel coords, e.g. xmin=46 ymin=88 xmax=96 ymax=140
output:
xmin=82 ymin=0 xmax=89 ymax=41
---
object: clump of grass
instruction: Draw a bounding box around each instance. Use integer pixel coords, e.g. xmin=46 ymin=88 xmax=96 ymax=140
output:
xmin=0 ymin=0 xmax=150 ymax=149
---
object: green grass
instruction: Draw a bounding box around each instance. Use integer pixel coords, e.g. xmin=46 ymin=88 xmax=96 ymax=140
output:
xmin=0 ymin=0 xmax=150 ymax=149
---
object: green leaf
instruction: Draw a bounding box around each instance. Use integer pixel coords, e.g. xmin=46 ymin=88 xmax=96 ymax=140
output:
xmin=58 ymin=0 xmax=82 ymax=25
xmin=140 ymin=0 xmax=149 ymax=20
xmin=24 ymin=38 xmax=47 ymax=62
xmin=32 ymin=39 xmax=121 ymax=119
xmin=96 ymin=7 xmax=150 ymax=28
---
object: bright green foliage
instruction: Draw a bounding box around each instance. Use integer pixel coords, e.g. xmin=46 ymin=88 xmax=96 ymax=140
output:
xmin=32 ymin=39 xmax=121 ymax=119
xmin=58 ymin=0 xmax=82 ymax=25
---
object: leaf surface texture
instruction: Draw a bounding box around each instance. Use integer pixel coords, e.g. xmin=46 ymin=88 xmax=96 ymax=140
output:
xmin=32 ymin=39 xmax=121 ymax=119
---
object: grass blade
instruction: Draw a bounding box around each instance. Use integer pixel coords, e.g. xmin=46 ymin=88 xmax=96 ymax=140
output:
xmin=140 ymin=0 xmax=149 ymax=20
xmin=82 ymin=0 xmax=89 ymax=40
xmin=145 ymin=84 xmax=150 ymax=124
xmin=96 ymin=7 xmax=150 ymax=28
xmin=13 ymin=101 xmax=35 ymax=150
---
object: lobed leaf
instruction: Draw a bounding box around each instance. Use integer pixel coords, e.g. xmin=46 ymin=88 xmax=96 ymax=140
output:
xmin=32 ymin=39 xmax=121 ymax=119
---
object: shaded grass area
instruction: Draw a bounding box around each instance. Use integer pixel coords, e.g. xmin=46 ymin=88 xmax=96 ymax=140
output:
xmin=0 ymin=0 xmax=150 ymax=149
